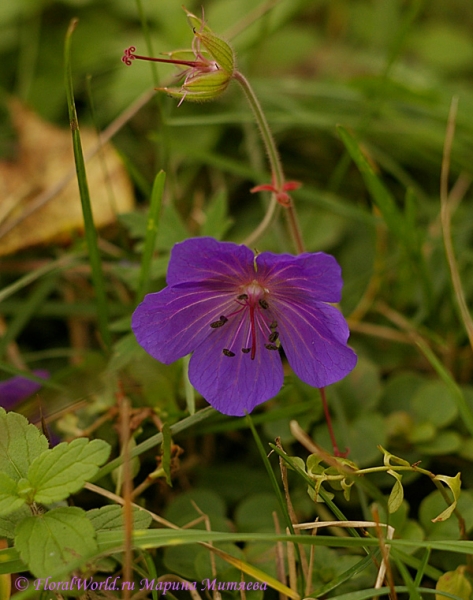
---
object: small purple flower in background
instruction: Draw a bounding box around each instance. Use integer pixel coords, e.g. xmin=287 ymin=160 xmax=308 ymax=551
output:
xmin=0 ymin=370 xmax=49 ymax=411
xmin=132 ymin=237 xmax=357 ymax=416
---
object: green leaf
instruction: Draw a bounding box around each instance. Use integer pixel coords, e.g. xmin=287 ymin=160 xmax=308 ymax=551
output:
xmin=415 ymin=430 xmax=461 ymax=455
xmin=28 ymin=438 xmax=111 ymax=504
xmin=120 ymin=203 xmax=188 ymax=251
xmin=380 ymin=446 xmax=411 ymax=468
xmin=15 ymin=507 xmax=98 ymax=578
xmin=432 ymin=473 xmax=461 ymax=523
xmin=0 ymin=408 xmax=48 ymax=481
xmin=411 ymin=381 xmax=458 ymax=428
xmin=0 ymin=472 xmax=24 ymax=516
xmin=201 ymin=190 xmax=233 ymax=239
xmin=337 ymin=125 xmax=432 ymax=308
xmin=87 ymin=505 xmax=152 ymax=532
xmin=436 ymin=566 xmax=472 ymax=600
xmin=337 ymin=126 xmax=405 ymax=238
xmin=64 ymin=19 xmax=111 ymax=351
xmin=108 ymin=332 xmax=143 ymax=372
xmin=163 ymin=488 xmax=228 ymax=531
xmin=0 ymin=505 xmax=31 ymax=539
xmin=136 ymin=170 xmax=166 ymax=303
xmin=235 ymin=493 xmax=284 ymax=533
xmin=387 ymin=471 xmax=404 ymax=514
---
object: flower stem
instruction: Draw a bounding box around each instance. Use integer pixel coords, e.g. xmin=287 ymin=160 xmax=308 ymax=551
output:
xmin=234 ymin=71 xmax=347 ymax=456
xmin=233 ymin=70 xmax=305 ymax=253
xmin=320 ymin=387 xmax=348 ymax=457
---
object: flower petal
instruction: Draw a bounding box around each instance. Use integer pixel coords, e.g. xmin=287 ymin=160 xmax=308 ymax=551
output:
xmin=0 ymin=370 xmax=49 ymax=411
xmin=189 ymin=316 xmax=284 ymax=416
xmin=273 ymin=298 xmax=357 ymax=388
xmin=256 ymin=251 xmax=343 ymax=303
xmin=166 ymin=237 xmax=255 ymax=287
xmin=132 ymin=286 xmax=236 ymax=364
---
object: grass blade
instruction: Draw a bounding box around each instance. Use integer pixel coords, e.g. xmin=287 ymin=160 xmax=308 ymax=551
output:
xmin=64 ymin=18 xmax=111 ymax=351
xmin=136 ymin=170 xmax=166 ymax=303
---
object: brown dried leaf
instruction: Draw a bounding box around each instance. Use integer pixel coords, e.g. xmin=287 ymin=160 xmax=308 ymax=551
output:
xmin=0 ymin=100 xmax=134 ymax=256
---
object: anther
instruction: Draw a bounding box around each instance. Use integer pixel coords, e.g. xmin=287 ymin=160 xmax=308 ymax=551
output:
xmin=210 ymin=315 xmax=228 ymax=328
xmin=268 ymin=331 xmax=279 ymax=343
xmin=259 ymin=299 xmax=269 ymax=309
xmin=269 ymin=320 xmax=278 ymax=330
xmin=242 ymin=348 xmax=251 ymax=354
xmin=237 ymin=294 xmax=248 ymax=300
xmin=265 ymin=344 xmax=278 ymax=351
xmin=223 ymin=349 xmax=235 ymax=357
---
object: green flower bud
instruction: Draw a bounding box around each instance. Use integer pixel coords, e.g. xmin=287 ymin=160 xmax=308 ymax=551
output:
xmin=122 ymin=7 xmax=235 ymax=104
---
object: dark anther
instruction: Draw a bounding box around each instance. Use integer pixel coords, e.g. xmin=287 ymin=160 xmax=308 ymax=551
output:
xmin=269 ymin=320 xmax=278 ymax=330
xmin=265 ymin=344 xmax=278 ymax=351
xmin=210 ymin=315 xmax=228 ymax=328
xmin=268 ymin=331 xmax=279 ymax=343
xmin=237 ymin=294 xmax=248 ymax=300
xmin=259 ymin=299 xmax=269 ymax=309
xmin=223 ymin=349 xmax=235 ymax=357
xmin=242 ymin=348 xmax=251 ymax=354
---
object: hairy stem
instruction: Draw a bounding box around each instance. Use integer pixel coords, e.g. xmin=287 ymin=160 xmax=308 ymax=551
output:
xmin=233 ymin=70 xmax=305 ymax=253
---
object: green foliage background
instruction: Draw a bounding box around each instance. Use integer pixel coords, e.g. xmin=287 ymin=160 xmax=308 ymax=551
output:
xmin=1 ymin=0 xmax=473 ymax=597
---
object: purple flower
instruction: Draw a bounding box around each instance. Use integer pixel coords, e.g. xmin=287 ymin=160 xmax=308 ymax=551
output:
xmin=0 ymin=370 xmax=49 ymax=411
xmin=132 ymin=237 xmax=357 ymax=416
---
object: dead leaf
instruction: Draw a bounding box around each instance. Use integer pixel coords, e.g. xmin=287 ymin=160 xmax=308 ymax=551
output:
xmin=0 ymin=99 xmax=135 ymax=256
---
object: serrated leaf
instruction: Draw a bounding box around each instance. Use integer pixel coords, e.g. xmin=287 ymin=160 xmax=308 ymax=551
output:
xmin=436 ymin=566 xmax=472 ymax=600
xmin=432 ymin=472 xmax=461 ymax=522
xmin=15 ymin=507 xmax=98 ymax=578
xmin=0 ymin=505 xmax=31 ymax=538
xmin=0 ymin=408 xmax=48 ymax=481
xmin=0 ymin=472 xmax=24 ymax=516
xmin=87 ymin=505 xmax=152 ymax=532
xmin=28 ymin=438 xmax=111 ymax=504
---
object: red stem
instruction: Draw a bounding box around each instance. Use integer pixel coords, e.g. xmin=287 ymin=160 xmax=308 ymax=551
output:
xmin=319 ymin=387 xmax=348 ymax=457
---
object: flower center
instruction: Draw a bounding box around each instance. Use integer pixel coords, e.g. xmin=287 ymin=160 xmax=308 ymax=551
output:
xmin=209 ymin=280 xmax=280 ymax=360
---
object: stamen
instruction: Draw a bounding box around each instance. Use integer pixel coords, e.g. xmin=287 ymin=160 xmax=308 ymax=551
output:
xmin=242 ymin=348 xmax=251 ymax=354
xmin=259 ymin=299 xmax=269 ymax=310
xmin=210 ymin=315 xmax=228 ymax=329
xmin=268 ymin=331 xmax=279 ymax=343
xmin=269 ymin=320 xmax=278 ymax=330
xmin=265 ymin=344 xmax=278 ymax=351
xmin=223 ymin=349 xmax=235 ymax=357
xmin=237 ymin=294 xmax=248 ymax=300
